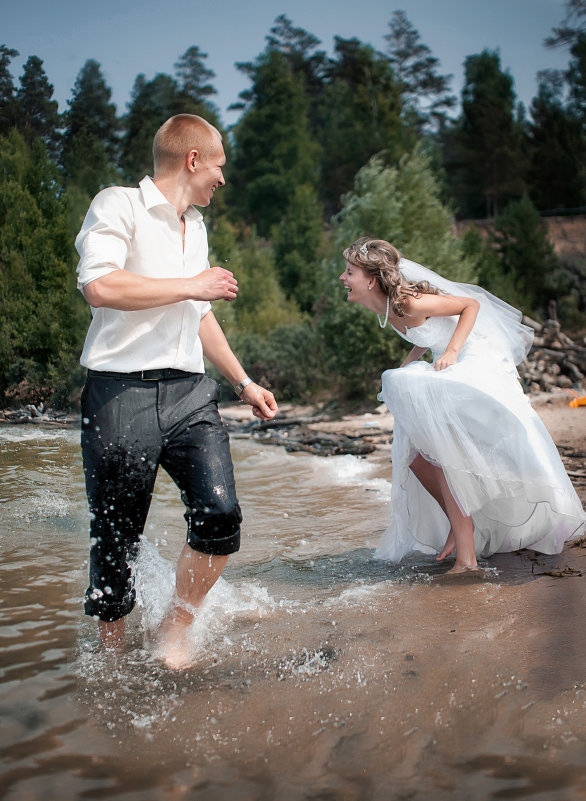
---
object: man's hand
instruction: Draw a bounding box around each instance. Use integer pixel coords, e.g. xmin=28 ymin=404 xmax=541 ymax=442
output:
xmin=240 ymin=383 xmax=278 ymax=420
xmin=192 ymin=266 xmax=238 ymax=302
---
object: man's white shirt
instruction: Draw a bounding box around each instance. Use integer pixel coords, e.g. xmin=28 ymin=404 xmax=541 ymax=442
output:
xmin=76 ymin=176 xmax=211 ymax=372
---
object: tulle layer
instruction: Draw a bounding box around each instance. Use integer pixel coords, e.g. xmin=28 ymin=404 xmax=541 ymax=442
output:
xmin=376 ymin=360 xmax=585 ymax=562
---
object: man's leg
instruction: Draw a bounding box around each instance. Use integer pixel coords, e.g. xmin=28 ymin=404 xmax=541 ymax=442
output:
xmin=175 ymin=545 xmax=229 ymax=609
xmin=156 ymin=375 xmax=241 ymax=668
xmin=81 ymin=376 xmax=161 ymax=644
xmin=99 ymin=618 xmax=126 ymax=649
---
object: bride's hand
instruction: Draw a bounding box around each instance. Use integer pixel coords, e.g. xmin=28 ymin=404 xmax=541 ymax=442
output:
xmin=434 ymin=349 xmax=458 ymax=371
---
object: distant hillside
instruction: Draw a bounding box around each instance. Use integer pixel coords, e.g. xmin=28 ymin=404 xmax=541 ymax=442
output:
xmin=455 ymin=214 xmax=586 ymax=263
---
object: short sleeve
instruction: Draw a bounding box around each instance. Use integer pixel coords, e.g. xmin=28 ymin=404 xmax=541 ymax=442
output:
xmin=75 ymin=188 xmax=134 ymax=289
xmin=200 ymin=259 xmax=212 ymax=316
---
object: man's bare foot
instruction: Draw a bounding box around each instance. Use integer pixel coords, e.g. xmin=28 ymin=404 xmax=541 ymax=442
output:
xmin=436 ymin=530 xmax=456 ymax=561
xmin=156 ymin=605 xmax=196 ymax=670
xmin=99 ymin=618 xmax=126 ymax=650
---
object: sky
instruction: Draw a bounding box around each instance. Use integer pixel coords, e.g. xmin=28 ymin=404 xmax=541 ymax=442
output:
xmin=1 ymin=0 xmax=573 ymax=126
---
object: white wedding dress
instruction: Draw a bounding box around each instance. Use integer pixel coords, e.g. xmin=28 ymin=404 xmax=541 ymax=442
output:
xmin=375 ymin=274 xmax=585 ymax=562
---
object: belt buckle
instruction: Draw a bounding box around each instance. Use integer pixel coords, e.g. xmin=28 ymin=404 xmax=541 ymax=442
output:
xmin=141 ymin=370 xmax=158 ymax=381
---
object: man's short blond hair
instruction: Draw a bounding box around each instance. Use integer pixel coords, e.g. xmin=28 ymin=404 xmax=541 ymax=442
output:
xmin=152 ymin=114 xmax=222 ymax=176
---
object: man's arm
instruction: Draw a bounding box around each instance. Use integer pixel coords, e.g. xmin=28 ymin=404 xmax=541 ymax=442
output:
xmin=82 ymin=267 xmax=238 ymax=310
xmin=199 ymin=311 xmax=278 ymax=420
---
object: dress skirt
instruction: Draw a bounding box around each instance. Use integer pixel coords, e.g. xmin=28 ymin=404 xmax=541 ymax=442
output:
xmin=375 ymin=316 xmax=585 ymax=561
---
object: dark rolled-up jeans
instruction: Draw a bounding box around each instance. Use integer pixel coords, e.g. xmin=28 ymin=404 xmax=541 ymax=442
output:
xmin=81 ymin=371 xmax=241 ymax=622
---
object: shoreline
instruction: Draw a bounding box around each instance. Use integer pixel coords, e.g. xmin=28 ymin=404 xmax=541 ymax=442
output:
xmin=221 ymin=391 xmax=586 ymax=500
xmin=1 ymin=391 xmax=585 ymax=504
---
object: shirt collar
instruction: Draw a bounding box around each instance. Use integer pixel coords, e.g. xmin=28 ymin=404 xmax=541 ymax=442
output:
xmin=139 ymin=176 xmax=203 ymax=222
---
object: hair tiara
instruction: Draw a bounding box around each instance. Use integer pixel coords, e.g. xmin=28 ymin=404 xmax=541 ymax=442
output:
xmin=359 ymin=243 xmax=368 ymax=255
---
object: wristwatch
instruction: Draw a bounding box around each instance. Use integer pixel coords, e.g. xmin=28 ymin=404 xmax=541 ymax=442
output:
xmin=234 ymin=377 xmax=253 ymax=397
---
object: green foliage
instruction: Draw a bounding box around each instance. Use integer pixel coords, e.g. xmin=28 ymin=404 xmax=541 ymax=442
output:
xmin=228 ymin=49 xmax=320 ymax=234
xmin=209 ymin=322 xmax=326 ymax=403
xmin=120 ymin=73 xmax=181 ymax=182
xmin=0 ymin=131 xmax=88 ymax=406
xmin=491 ymin=193 xmax=557 ymax=313
xmin=318 ymin=37 xmax=410 ymax=214
xmin=272 ymin=183 xmax=325 ymax=311
xmin=2 ymin=20 xmax=585 ymax=409
xmin=443 ymin=50 xmax=526 ymax=218
xmin=16 ymin=55 xmax=61 ymax=158
xmin=459 ymin=225 xmax=521 ymax=308
xmin=175 ymin=46 xmax=217 ymax=103
xmin=0 ymin=45 xmax=19 ymax=135
xmin=209 ymin=220 xmax=302 ymax=338
xmin=316 ymin=145 xmax=477 ymax=398
xmin=384 ymin=10 xmax=456 ymax=130
xmin=527 ymin=72 xmax=584 ymax=210
xmin=207 ymin=220 xmax=326 ymax=401
xmin=61 ymin=59 xmax=120 ymax=195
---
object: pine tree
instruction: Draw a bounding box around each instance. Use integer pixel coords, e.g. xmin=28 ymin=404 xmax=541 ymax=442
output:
xmin=318 ymin=37 xmax=410 ymax=214
xmin=527 ymin=71 xmax=584 ymax=209
xmin=444 ymin=50 xmax=526 ymax=218
xmin=228 ymin=48 xmax=320 ymax=234
xmin=263 ymin=14 xmax=327 ymax=123
xmin=384 ymin=10 xmax=456 ymax=130
xmin=175 ymin=45 xmax=217 ymax=104
xmin=16 ymin=55 xmax=61 ymax=157
xmin=544 ymin=0 xmax=586 ymax=48
xmin=61 ymin=59 xmax=120 ymax=195
xmin=541 ymin=1 xmax=586 ymax=209
xmin=0 ymin=45 xmax=19 ymax=135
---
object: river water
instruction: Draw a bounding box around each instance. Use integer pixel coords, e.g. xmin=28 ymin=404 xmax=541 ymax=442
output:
xmin=1 ymin=423 xmax=585 ymax=800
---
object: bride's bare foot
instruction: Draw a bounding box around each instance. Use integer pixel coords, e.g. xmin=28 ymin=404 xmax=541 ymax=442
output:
xmin=436 ymin=530 xmax=456 ymax=561
xmin=445 ymin=563 xmax=480 ymax=576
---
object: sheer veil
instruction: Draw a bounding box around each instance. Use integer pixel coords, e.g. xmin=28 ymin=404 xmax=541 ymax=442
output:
xmin=399 ymin=258 xmax=534 ymax=367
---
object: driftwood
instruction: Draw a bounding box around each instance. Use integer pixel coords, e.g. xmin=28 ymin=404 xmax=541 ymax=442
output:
xmin=519 ymin=312 xmax=586 ymax=393
xmin=250 ymin=423 xmax=377 ymax=457
xmin=0 ymin=405 xmax=78 ymax=427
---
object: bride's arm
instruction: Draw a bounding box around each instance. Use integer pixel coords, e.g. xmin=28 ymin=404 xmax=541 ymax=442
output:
xmin=405 ymin=294 xmax=480 ymax=371
xmin=400 ymin=346 xmax=428 ymax=367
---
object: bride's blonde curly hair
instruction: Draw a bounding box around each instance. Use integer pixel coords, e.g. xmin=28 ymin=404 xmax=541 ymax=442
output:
xmin=343 ymin=237 xmax=440 ymax=317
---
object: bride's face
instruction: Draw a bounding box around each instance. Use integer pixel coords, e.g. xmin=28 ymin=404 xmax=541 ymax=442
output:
xmin=339 ymin=261 xmax=372 ymax=306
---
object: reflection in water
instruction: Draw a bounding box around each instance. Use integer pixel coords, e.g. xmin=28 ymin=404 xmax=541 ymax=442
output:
xmin=1 ymin=424 xmax=585 ymax=800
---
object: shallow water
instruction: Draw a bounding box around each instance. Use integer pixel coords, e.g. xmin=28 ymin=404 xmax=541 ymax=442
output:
xmin=1 ymin=424 xmax=585 ymax=800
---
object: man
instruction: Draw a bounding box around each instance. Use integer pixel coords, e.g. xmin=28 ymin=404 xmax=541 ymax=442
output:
xmin=76 ymin=114 xmax=277 ymax=668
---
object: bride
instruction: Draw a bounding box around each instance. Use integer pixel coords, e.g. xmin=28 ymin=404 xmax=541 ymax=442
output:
xmin=340 ymin=237 xmax=585 ymax=574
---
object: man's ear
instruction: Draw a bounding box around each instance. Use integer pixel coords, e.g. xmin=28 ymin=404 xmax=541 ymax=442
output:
xmin=187 ymin=149 xmax=199 ymax=172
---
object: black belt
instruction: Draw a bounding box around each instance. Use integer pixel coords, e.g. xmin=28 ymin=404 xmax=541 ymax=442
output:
xmin=88 ymin=368 xmax=197 ymax=381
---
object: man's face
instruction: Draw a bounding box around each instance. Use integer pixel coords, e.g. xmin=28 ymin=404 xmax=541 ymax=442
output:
xmin=191 ymin=135 xmax=226 ymax=207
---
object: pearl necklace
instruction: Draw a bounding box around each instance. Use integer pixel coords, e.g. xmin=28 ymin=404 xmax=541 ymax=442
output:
xmin=377 ymin=295 xmax=390 ymax=329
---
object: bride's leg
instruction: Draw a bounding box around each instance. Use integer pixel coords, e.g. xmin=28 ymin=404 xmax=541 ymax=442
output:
xmin=409 ymin=454 xmax=455 ymax=560
xmin=435 ymin=470 xmax=477 ymax=573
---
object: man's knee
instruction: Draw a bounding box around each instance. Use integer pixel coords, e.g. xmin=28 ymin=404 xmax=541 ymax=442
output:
xmin=185 ymin=504 xmax=242 ymax=556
